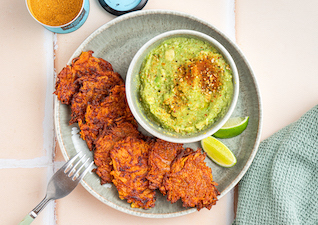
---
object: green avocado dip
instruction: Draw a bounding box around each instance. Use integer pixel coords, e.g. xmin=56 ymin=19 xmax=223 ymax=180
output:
xmin=139 ymin=37 xmax=234 ymax=134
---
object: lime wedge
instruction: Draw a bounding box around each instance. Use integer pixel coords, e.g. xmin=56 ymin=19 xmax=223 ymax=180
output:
xmin=213 ymin=116 xmax=249 ymax=139
xmin=201 ymin=136 xmax=237 ymax=167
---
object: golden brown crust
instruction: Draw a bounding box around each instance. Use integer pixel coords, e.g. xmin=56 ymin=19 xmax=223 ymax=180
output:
xmin=71 ymin=50 xmax=113 ymax=76
xmin=79 ymin=84 xmax=137 ymax=150
xmin=147 ymin=139 xmax=184 ymax=190
xmin=162 ymin=148 xmax=220 ymax=211
xmin=54 ymin=65 xmax=78 ymax=105
xmin=69 ymin=72 xmax=123 ymax=124
xmin=54 ymin=51 xmax=114 ymax=105
xmin=94 ymin=122 xmax=141 ymax=184
xmin=110 ymin=137 xmax=156 ymax=209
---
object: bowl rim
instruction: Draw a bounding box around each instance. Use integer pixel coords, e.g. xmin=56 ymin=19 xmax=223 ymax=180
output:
xmin=126 ymin=29 xmax=239 ymax=143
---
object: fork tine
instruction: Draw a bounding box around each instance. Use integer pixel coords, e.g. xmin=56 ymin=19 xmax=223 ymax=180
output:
xmin=62 ymin=152 xmax=81 ymax=172
xmin=71 ymin=157 xmax=89 ymax=180
xmin=77 ymin=161 xmax=94 ymax=181
xmin=66 ymin=154 xmax=86 ymax=176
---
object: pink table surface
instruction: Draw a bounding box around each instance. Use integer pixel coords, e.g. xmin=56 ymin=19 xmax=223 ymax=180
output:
xmin=1 ymin=0 xmax=318 ymax=224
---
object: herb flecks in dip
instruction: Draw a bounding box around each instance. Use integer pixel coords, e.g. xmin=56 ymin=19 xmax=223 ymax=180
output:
xmin=139 ymin=37 xmax=233 ymax=134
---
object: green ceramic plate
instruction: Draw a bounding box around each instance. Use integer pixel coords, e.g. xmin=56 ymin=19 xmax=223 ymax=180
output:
xmin=54 ymin=9 xmax=262 ymax=218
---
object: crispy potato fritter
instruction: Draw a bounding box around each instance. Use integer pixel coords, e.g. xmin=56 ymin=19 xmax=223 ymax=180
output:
xmin=110 ymin=137 xmax=156 ymax=209
xmin=147 ymin=139 xmax=183 ymax=191
xmin=79 ymin=84 xmax=137 ymax=150
xmin=94 ymin=122 xmax=141 ymax=184
xmin=54 ymin=51 xmax=113 ymax=105
xmin=69 ymin=72 xmax=123 ymax=124
xmin=162 ymin=148 xmax=220 ymax=210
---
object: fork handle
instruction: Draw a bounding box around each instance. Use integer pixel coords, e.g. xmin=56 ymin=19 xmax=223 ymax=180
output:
xmin=18 ymin=196 xmax=51 ymax=225
xmin=17 ymin=214 xmax=34 ymax=225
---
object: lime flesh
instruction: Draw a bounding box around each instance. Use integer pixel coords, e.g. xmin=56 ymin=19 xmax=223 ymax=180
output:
xmin=201 ymin=136 xmax=237 ymax=168
xmin=213 ymin=116 xmax=249 ymax=139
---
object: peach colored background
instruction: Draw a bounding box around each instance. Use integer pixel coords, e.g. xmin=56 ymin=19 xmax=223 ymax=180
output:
xmin=1 ymin=0 xmax=318 ymax=224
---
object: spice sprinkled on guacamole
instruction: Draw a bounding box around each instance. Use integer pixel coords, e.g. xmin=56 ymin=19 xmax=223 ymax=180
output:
xmin=139 ymin=37 xmax=233 ymax=134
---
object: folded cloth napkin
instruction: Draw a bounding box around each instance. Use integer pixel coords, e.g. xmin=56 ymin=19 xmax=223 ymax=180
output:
xmin=233 ymin=105 xmax=318 ymax=225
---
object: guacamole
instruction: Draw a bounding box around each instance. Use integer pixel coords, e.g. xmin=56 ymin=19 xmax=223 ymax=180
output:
xmin=139 ymin=37 xmax=233 ymax=134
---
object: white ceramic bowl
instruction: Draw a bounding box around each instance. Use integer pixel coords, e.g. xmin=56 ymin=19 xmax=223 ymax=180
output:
xmin=126 ymin=29 xmax=239 ymax=143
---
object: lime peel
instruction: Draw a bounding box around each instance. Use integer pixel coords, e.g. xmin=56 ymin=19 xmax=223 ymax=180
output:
xmin=213 ymin=116 xmax=249 ymax=139
xmin=201 ymin=136 xmax=237 ymax=168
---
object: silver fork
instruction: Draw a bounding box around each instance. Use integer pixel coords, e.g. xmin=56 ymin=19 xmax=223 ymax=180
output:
xmin=18 ymin=152 xmax=94 ymax=225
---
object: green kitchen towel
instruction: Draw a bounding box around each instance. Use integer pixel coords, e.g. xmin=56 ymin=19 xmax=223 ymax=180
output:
xmin=233 ymin=105 xmax=318 ymax=225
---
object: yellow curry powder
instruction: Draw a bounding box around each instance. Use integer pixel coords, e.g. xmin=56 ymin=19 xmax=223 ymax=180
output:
xmin=27 ymin=0 xmax=83 ymax=26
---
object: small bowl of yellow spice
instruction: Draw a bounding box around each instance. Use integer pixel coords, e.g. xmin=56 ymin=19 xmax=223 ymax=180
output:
xmin=25 ymin=0 xmax=89 ymax=33
xmin=126 ymin=29 xmax=239 ymax=143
